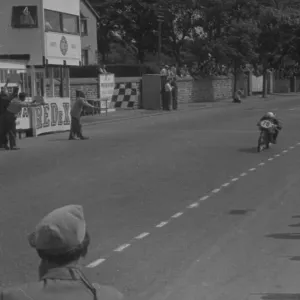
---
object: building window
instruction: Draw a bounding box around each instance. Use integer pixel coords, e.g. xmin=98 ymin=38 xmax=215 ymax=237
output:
xmin=20 ymin=72 xmax=32 ymax=97
xmin=62 ymin=13 xmax=79 ymax=34
xmin=80 ymin=18 xmax=88 ymax=35
xmin=44 ymin=9 xmax=79 ymax=35
xmin=11 ymin=6 xmax=38 ymax=28
xmin=81 ymin=49 xmax=89 ymax=66
xmin=46 ymin=66 xmax=69 ymax=98
xmin=44 ymin=9 xmax=61 ymax=32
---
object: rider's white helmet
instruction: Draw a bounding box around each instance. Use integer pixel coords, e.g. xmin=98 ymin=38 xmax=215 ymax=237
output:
xmin=266 ymin=112 xmax=275 ymax=118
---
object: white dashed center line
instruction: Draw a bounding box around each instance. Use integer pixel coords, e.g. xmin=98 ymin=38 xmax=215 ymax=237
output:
xmin=135 ymin=232 xmax=150 ymax=240
xmin=171 ymin=212 xmax=184 ymax=218
xmin=114 ymin=244 xmax=131 ymax=252
xmin=156 ymin=221 xmax=169 ymax=228
xmin=86 ymin=141 xmax=299 ymax=268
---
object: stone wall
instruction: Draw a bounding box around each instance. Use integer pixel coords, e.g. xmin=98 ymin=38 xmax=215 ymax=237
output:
xmin=212 ymin=76 xmax=233 ymax=100
xmin=176 ymin=77 xmax=193 ymax=103
xmin=192 ymin=76 xmax=233 ymax=102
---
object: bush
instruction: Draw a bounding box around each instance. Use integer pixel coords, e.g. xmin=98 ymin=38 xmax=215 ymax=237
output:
xmin=69 ymin=64 xmax=158 ymax=78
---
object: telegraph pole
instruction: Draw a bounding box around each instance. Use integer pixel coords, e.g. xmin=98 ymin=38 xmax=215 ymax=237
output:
xmin=157 ymin=7 xmax=164 ymax=65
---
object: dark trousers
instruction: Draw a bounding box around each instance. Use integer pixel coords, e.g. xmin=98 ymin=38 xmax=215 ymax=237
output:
xmin=0 ymin=113 xmax=8 ymax=148
xmin=163 ymin=92 xmax=172 ymax=110
xmin=69 ymin=117 xmax=83 ymax=138
xmin=0 ymin=112 xmax=16 ymax=149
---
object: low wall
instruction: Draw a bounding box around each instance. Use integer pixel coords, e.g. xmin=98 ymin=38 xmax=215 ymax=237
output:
xmin=177 ymin=77 xmax=193 ymax=103
xmin=192 ymin=76 xmax=232 ymax=102
xmin=70 ymin=77 xmax=141 ymax=109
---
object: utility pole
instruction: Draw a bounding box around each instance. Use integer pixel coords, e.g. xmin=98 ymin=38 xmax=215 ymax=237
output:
xmin=157 ymin=7 xmax=164 ymax=65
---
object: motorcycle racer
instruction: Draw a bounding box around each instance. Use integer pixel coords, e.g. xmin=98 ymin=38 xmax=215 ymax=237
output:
xmin=257 ymin=112 xmax=282 ymax=144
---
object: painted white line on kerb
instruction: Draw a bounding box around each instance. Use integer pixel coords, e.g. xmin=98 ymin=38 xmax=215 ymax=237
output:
xmin=275 ymin=154 xmax=280 ymax=157
xmin=249 ymin=168 xmax=256 ymax=172
xmin=240 ymin=173 xmax=247 ymax=177
xmin=282 ymin=150 xmax=288 ymax=153
xmin=199 ymin=195 xmax=209 ymax=201
xmin=156 ymin=221 xmax=169 ymax=228
xmin=135 ymin=232 xmax=150 ymax=240
xmin=258 ymin=162 xmax=265 ymax=166
xmin=222 ymin=182 xmax=230 ymax=187
xmin=86 ymin=258 xmax=106 ymax=268
xmin=268 ymin=158 xmax=273 ymax=161
xmin=290 ymin=146 xmax=294 ymax=149
xmin=212 ymin=188 xmax=220 ymax=194
xmin=232 ymin=178 xmax=239 ymax=182
xmin=114 ymin=244 xmax=131 ymax=252
xmin=188 ymin=202 xmax=199 ymax=208
xmin=172 ymin=212 xmax=183 ymax=218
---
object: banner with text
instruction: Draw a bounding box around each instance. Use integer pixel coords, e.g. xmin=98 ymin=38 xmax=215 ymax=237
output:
xmin=99 ymin=74 xmax=115 ymax=107
xmin=32 ymin=98 xmax=71 ymax=136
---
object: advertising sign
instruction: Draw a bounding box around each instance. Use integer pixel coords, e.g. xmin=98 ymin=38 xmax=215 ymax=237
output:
xmin=44 ymin=32 xmax=81 ymax=65
xmin=16 ymin=107 xmax=31 ymax=130
xmin=99 ymin=74 xmax=115 ymax=107
xmin=32 ymin=98 xmax=71 ymax=136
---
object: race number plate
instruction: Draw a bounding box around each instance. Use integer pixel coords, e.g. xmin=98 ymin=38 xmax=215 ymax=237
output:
xmin=260 ymin=120 xmax=273 ymax=129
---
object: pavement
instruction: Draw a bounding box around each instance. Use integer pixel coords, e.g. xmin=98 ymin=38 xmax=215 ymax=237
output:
xmin=1 ymin=94 xmax=300 ymax=300
xmin=81 ymin=94 xmax=288 ymax=126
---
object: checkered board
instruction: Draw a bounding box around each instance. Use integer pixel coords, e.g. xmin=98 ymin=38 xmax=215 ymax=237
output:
xmin=112 ymin=82 xmax=138 ymax=108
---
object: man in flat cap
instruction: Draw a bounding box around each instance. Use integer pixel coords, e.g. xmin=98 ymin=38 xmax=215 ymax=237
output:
xmin=69 ymin=91 xmax=97 ymax=140
xmin=0 ymin=205 xmax=123 ymax=300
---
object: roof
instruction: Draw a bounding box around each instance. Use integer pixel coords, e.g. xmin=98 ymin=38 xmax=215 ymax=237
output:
xmin=81 ymin=0 xmax=100 ymax=20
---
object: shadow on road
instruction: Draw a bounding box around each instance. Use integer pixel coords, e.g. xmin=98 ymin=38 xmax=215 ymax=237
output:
xmin=289 ymin=223 xmax=300 ymax=227
xmin=265 ymin=233 xmax=300 ymax=240
xmin=238 ymin=147 xmax=258 ymax=154
xmin=292 ymin=215 xmax=300 ymax=218
xmin=288 ymin=256 xmax=300 ymax=261
xmin=229 ymin=209 xmax=255 ymax=215
xmin=259 ymin=293 xmax=300 ymax=299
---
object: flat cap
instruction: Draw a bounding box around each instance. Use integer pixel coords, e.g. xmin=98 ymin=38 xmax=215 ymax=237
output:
xmin=28 ymin=205 xmax=86 ymax=255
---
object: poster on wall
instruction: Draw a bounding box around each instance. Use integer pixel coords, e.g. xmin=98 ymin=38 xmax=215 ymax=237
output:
xmin=16 ymin=107 xmax=31 ymax=130
xmin=32 ymin=98 xmax=71 ymax=136
xmin=99 ymin=74 xmax=115 ymax=106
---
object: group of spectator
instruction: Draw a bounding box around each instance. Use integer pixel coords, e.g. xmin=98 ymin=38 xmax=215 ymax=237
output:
xmin=0 ymin=205 xmax=123 ymax=300
xmin=0 ymin=79 xmax=45 ymax=150
xmin=160 ymin=64 xmax=190 ymax=78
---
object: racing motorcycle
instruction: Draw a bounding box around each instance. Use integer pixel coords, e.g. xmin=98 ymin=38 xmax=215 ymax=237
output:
xmin=257 ymin=119 xmax=277 ymax=152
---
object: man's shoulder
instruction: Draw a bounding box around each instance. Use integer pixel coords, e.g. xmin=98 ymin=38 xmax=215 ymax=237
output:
xmin=93 ymin=284 xmax=123 ymax=300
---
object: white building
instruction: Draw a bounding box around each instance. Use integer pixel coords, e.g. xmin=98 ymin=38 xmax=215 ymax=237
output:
xmin=0 ymin=0 xmax=82 ymax=135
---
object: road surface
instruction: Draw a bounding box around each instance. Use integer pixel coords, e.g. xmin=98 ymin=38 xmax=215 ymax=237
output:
xmin=1 ymin=96 xmax=300 ymax=300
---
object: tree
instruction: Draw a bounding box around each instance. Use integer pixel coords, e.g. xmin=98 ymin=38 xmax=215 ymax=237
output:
xmin=255 ymin=3 xmax=300 ymax=96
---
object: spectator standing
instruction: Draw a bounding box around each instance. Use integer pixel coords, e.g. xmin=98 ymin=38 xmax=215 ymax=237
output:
xmin=69 ymin=91 xmax=97 ymax=140
xmin=99 ymin=64 xmax=107 ymax=74
xmin=170 ymin=65 xmax=177 ymax=78
xmin=0 ymin=92 xmax=43 ymax=150
xmin=171 ymin=78 xmax=178 ymax=110
xmin=163 ymin=78 xmax=173 ymax=111
xmin=0 ymin=85 xmax=10 ymax=149
xmin=0 ymin=205 xmax=123 ymax=300
xmin=160 ymin=65 xmax=168 ymax=76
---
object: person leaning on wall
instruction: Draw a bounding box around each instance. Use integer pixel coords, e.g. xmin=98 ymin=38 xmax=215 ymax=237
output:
xmin=0 ymin=205 xmax=123 ymax=300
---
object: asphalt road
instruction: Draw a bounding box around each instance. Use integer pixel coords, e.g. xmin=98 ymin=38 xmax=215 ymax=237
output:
xmin=1 ymin=95 xmax=300 ymax=300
